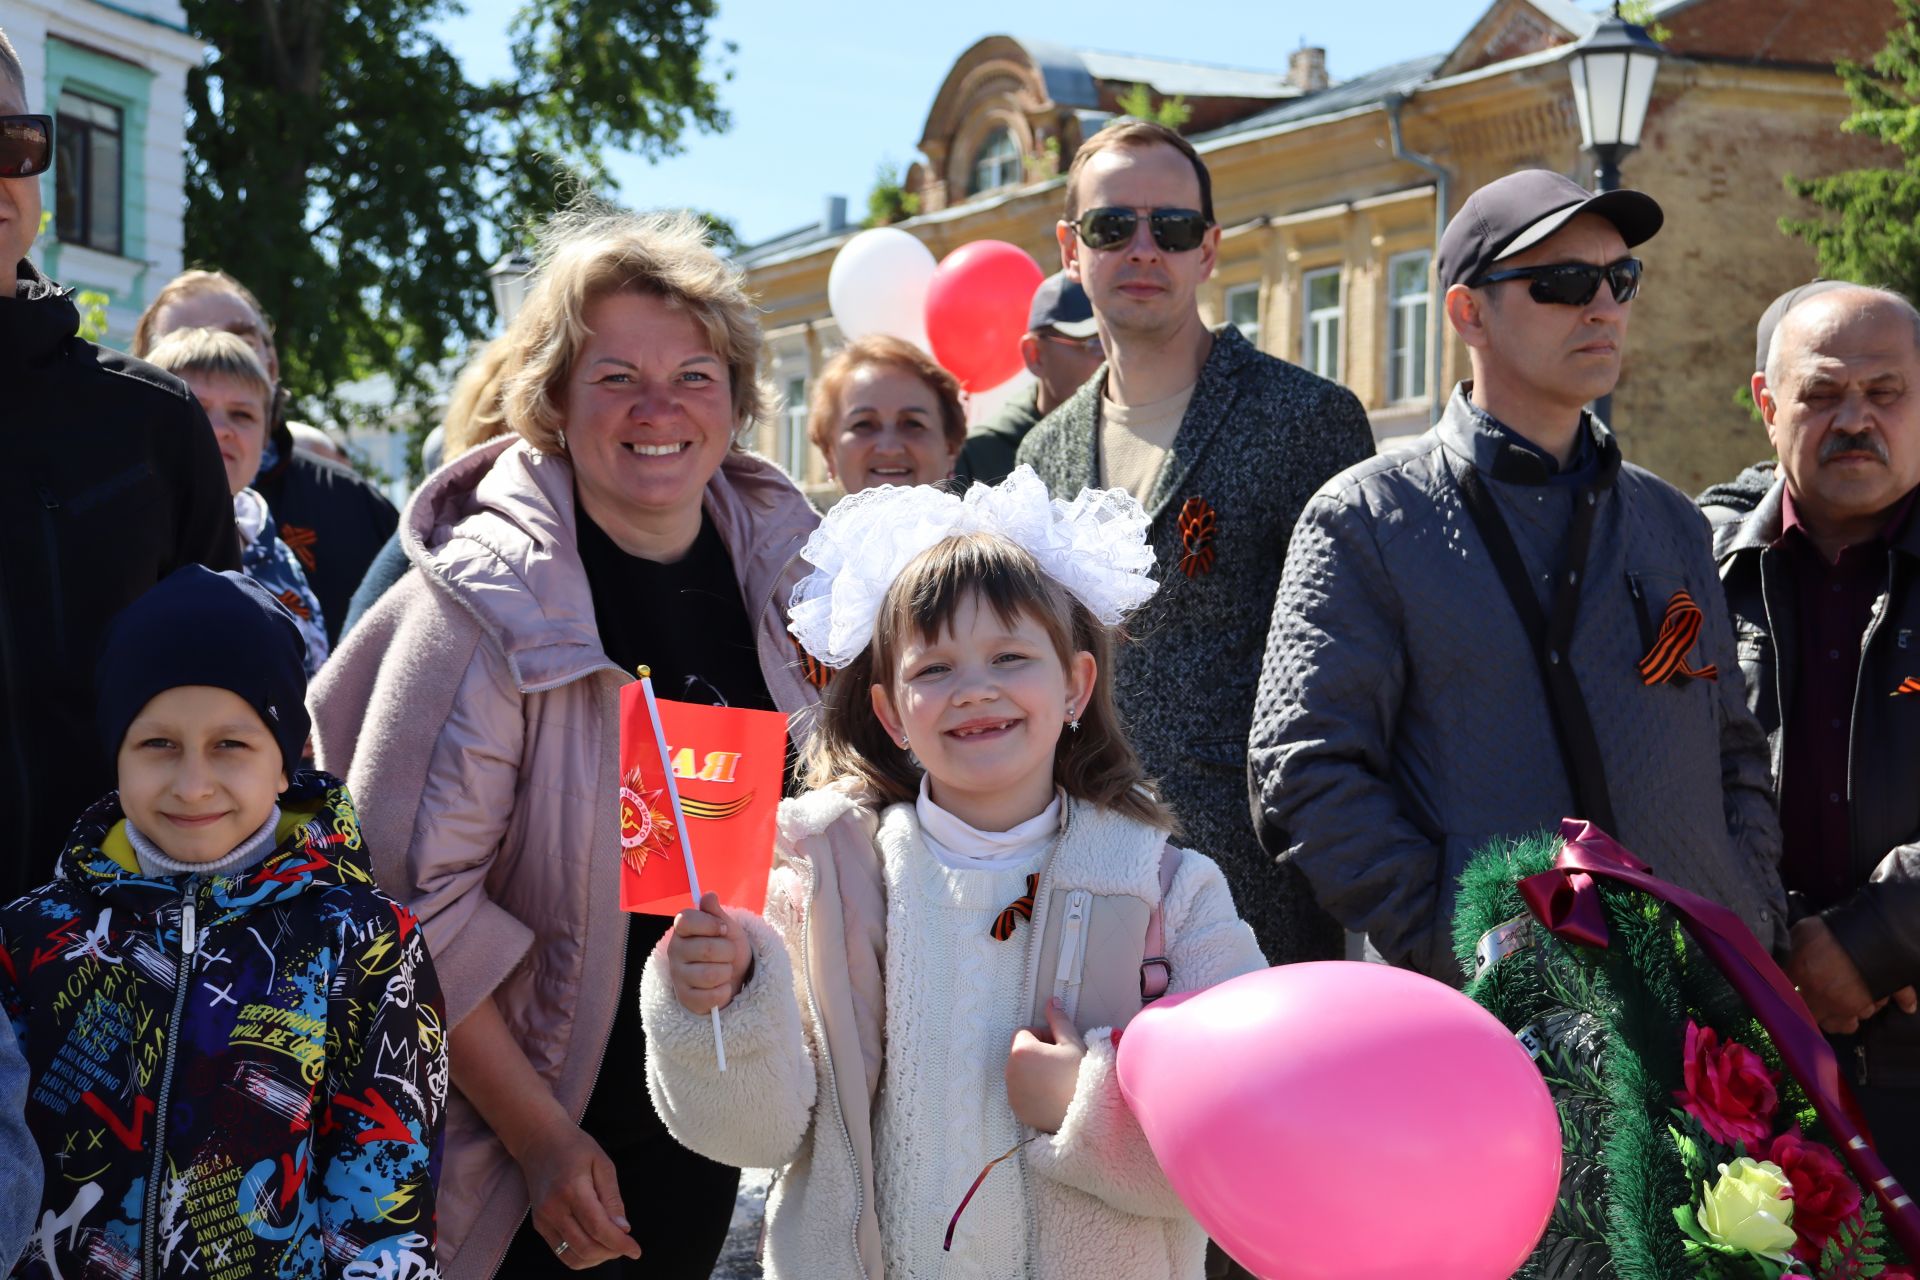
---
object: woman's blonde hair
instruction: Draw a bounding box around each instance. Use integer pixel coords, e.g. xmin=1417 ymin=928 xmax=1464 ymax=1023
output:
xmin=806 ymin=334 xmax=967 ymax=459
xmin=502 ymin=206 xmax=771 ymax=454
xmin=132 ymin=269 xmax=274 ymax=361
xmin=442 ymin=336 xmax=514 ymax=458
xmin=142 ymin=327 xmax=272 ymax=409
xmin=801 ymin=531 xmax=1173 ymax=830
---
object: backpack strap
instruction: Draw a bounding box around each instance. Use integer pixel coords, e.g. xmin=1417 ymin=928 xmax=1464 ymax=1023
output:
xmin=1141 ymin=843 xmax=1181 ymax=1001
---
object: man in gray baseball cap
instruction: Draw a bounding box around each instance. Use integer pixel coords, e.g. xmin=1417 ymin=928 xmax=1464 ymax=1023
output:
xmin=953 ymin=271 xmax=1105 ymax=490
xmin=1253 ymin=168 xmax=1786 ymax=985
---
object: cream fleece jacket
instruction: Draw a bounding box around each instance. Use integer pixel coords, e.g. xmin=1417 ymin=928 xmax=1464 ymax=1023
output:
xmin=639 ymin=787 xmax=1268 ymax=1280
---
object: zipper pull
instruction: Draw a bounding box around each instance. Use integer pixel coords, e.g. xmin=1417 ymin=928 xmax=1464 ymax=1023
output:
xmin=33 ymin=482 xmax=58 ymax=510
xmin=1856 ymin=1043 xmax=1869 ymax=1087
xmin=180 ymin=894 xmax=197 ymax=957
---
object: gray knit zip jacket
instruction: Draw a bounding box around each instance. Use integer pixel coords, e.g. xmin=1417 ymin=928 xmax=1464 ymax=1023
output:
xmin=1249 ymin=385 xmax=1787 ymax=983
xmin=1018 ymin=324 xmax=1375 ymax=965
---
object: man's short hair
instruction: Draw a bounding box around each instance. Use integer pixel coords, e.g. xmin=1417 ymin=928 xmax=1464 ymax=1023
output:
xmin=142 ymin=327 xmax=274 ymax=411
xmin=1062 ymin=118 xmax=1214 ymax=227
xmin=133 ymin=269 xmax=276 ymax=360
xmin=0 ymin=27 xmax=26 ymax=102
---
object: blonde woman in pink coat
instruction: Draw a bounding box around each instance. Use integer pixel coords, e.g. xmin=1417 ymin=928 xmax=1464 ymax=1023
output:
xmin=311 ymin=207 xmax=822 ymax=1279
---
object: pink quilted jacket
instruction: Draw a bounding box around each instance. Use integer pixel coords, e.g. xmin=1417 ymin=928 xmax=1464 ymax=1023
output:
xmin=309 ymin=437 xmax=820 ymax=1278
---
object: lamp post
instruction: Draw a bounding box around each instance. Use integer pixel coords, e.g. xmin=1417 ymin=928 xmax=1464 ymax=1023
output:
xmin=487 ymin=250 xmax=535 ymax=328
xmin=1564 ymin=2 xmax=1664 ymax=426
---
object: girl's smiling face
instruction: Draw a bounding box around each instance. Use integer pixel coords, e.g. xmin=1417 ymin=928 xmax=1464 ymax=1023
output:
xmin=870 ymin=592 xmax=1094 ymax=831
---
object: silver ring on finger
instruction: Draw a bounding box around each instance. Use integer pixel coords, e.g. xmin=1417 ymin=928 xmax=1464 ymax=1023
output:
xmin=554 ymin=1239 xmax=571 ymax=1259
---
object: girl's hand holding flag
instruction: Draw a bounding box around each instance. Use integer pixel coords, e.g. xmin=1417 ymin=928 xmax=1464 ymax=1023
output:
xmin=667 ymin=890 xmax=753 ymax=1014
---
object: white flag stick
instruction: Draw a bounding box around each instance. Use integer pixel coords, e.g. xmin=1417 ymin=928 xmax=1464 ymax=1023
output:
xmin=638 ymin=666 xmax=727 ymax=1072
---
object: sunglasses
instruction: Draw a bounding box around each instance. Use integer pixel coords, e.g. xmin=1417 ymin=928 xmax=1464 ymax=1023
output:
xmin=1072 ymin=207 xmax=1212 ymax=254
xmin=0 ymin=115 xmax=53 ymax=179
xmin=1470 ymin=257 xmax=1644 ymax=307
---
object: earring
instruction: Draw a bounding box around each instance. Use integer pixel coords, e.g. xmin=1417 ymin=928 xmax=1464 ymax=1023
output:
xmin=1067 ymin=705 xmax=1081 ymax=733
xmin=557 ymin=428 xmax=568 ymax=453
xmin=897 ymin=734 xmax=909 ymax=749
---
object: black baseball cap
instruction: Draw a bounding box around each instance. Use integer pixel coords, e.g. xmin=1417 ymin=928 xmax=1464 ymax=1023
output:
xmin=1438 ymin=169 xmax=1664 ymax=291
xmin=1027 ymin=272 xmax=1099 ymax=339
xmin=1753 ymin=279 xmax=1856 ymax=372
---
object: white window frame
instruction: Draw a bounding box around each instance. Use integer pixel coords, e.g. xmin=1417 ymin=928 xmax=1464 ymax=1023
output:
xmin=970 ymin=128 xmax=1022 ymax=194
xmin=1301 ymin=267 xmax=1342 ymax=381
xmin=1225 ymin=282 xmax=1261 ymax=347
xmin=783 ymin=374 xmax=809 ymax=479
xmin=1387 ymin=250 xmax=1432 ymax=404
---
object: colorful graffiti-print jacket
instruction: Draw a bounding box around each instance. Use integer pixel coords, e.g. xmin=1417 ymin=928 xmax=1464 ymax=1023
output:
xmin=0 ymin=772 xmax=447 ymax=1279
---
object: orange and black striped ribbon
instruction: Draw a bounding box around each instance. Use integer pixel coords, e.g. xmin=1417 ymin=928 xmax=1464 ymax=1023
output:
xmin=1177 ymin=496 xmax=1217 ymax=578
xmin=1637 ymin=589 xmax=1719 ymax=686
xmin=1893 ymin=677 xmax=1920 ymax=697
xmin=991 ymin=873 xmax=1039 ymax=941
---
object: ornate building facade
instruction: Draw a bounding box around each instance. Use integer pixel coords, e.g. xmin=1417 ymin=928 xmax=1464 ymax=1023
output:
xmin=740 ymin=0 xmax=1894 ymax=496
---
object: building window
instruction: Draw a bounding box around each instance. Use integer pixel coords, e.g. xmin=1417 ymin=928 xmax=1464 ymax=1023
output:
xmin=1225 ymin=283 xmax=1261 ymax=347
xmin=969 ymin=128 xmax=1022 ymax=195
xmin=1387 ymin=250 xmax=1432 ymax=403
xmin=55 ymin=91 xmax=124 ymax=255
xmin=1302 ymin=267 xmax=1342 ymax=381
xmin=784 ymin=375 xmax=810 ymax=479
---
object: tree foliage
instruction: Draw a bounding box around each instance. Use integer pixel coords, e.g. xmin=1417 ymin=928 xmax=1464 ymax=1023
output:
xmin=181 ymin=0 xmax=732 ymax=412
xmin=1781 ymin=0 xmax=1920 ymax=299
xmin=864 ymin=159 xmax=920 ymax=228
xmin=1115 ymin=83 xmax=1193 ymax=130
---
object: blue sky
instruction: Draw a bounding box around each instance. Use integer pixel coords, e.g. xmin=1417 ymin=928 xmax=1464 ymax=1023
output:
xmin=434 ymin=1 xmax=1496 ymax=246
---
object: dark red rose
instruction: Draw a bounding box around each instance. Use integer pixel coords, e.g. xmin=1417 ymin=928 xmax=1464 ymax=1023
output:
xmin=1673 ymin=1020 xmax=1779 ymax=1150
xmin=1766 ymin=1129 xmax=1863 ymax=1261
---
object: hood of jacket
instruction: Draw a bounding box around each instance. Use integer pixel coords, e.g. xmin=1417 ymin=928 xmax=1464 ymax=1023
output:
xmin=0 ymin=260 xmax=79 ymax=370
xmin=400 ymin=435 xmax=820 ymax=694
xmin=54 ymin=770 xmax=373 ymax=920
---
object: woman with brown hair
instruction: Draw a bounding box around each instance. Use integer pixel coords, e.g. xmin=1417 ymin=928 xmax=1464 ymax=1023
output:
xmin=808 ymin=333 xmax=966 ymax=492
xmin=311 ymin=207 xmax=823 ymax=1278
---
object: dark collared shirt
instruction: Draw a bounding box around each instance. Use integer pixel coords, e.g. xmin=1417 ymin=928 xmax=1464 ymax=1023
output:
xmin=1461 ymin=397 xmax=1599 ymax=487
xmin=1777 ymin=486 xmax=1919 ymax=907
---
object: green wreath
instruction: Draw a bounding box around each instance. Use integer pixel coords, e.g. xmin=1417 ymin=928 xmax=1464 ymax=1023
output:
xmin=1452 ymin=833 xmax=1909 ymax=1280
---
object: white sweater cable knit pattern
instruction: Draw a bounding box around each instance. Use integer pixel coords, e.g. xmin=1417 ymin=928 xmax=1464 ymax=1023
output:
xmin=875 ymin=794 xmax=1053 ymax=1278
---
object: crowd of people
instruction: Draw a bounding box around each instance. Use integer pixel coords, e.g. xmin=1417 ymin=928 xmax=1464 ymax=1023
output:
xmin=1 ymin=18 xmax=1916 ymax=1280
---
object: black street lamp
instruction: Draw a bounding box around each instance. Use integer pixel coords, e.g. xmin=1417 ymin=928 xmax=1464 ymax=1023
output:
xmin=1565 ymin=3 xmax=1665 ymax=427
xmin=487 ymin=251 xmax=535 ymax=328
xmin=1564 ymin=4 xmax=1666 ymax=193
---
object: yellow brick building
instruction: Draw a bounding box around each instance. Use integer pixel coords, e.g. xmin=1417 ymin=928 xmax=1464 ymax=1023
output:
xmin=740 ymin=0 xmax=1895 ymax=496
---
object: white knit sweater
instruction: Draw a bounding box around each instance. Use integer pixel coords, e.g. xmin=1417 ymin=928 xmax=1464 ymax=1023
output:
xmin=875 ymin=788 xmax=1057 ymax=1278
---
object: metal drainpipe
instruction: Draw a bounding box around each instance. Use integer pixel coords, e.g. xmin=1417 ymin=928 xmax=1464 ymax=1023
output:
xmin=1382 ymin=91 xmax=1451 ymax=426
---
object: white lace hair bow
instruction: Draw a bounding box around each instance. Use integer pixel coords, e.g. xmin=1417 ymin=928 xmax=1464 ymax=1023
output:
xmin=787 ymin=465 xmax=1158 ymax=669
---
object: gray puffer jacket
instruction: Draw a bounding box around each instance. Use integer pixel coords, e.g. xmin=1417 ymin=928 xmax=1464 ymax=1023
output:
xmin=1250 ymin=385 xmax=1787 ymax=983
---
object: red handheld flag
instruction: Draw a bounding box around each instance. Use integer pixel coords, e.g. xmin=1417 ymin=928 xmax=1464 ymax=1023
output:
xmin=617 ymin=684 xmax=788 ymax=917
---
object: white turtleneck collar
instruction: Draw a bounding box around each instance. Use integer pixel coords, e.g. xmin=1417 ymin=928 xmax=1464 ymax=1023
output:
xmin=129 ymin=805 xmax=283 ymax=880
xmin=915 ymin=775 xmax=1062 ymax=873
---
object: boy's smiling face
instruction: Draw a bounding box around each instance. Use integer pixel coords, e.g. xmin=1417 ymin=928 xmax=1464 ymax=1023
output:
xmin=117 ymin=685 xmax=287 ymax=863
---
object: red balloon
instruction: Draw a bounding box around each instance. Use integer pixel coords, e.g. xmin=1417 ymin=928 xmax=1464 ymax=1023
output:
xmin=924 ymin=241 xmax=1046 ymax=391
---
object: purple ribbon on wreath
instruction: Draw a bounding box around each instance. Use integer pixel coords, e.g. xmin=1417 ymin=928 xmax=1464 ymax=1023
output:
xmin=1517 ymin=817 xmax=1920 ymax=1260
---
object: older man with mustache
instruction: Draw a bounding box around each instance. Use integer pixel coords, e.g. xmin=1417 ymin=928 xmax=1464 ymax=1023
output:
xmin=1712 ymin=283 xmax=1920 ymax=1186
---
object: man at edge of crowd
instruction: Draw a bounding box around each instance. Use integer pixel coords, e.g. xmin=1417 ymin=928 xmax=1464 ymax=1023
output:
xmin=955 ymin=271 xmax=1104 ymax=490
xmin=0 ymin=27 xmax=239 ymax=900
xmin=1250 ymin=168 xmax=1786 ymax=986
xmin=1707 ymin=282 xmax=1920 ymax=1186
xmin=1018 ymin=118 xmax=1376 ymax=973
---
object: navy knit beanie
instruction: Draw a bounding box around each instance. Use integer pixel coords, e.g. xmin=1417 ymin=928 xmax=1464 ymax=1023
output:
xmin=95 ymin=566 xmax=311 ymax=772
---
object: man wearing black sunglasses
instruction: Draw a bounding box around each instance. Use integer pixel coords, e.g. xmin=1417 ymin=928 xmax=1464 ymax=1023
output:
xmin=1253 ymin=168 xmax=1787 ymax=987
xmin=1018 ymin=119 xmax=1376 ymax=980
xmin=0 ymin=26 xmax=240 ymax=901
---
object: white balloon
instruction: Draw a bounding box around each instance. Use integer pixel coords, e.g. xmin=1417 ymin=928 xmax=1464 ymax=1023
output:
xmin=828 ymin=228 xmax=937 ymax=351
xmin=964 ymin=369 xmax=1037 ymax=426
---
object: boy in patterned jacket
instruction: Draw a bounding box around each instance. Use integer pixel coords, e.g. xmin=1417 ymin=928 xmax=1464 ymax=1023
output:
xmin=0 ymin=566 xmax=446 ymax=1279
